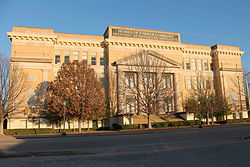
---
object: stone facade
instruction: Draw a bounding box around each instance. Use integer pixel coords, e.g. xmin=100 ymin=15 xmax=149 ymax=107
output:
xmin=6 ymin=26 xmax=248 ymax=129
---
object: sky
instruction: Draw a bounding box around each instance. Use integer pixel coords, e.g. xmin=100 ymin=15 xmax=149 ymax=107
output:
xmin=0 ymin=0 xmax=250 ymax=70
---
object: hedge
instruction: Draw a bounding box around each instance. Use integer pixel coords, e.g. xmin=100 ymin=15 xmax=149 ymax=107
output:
xmin=112 ymin=120 xmax=205 ymax=130
xmin=3 ymin=128 xmax=98 ymax=135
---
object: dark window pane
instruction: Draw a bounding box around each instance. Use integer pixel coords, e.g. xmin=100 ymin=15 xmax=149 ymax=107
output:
xmin=64 ymin=56 xmax=69 ymax=63
xmin=100 ymin=57 xmax=104 ymax=66
xmin=91 ymin=57 xmax=96 ymax=65
xmin=55 ymin=55 xmax=60 ymax=64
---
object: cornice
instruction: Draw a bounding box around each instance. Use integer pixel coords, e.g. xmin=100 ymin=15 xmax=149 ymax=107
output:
xmin=212 ymin=50 xmax=244 ymax=56
xmin=7 ymin=32 xmax=102 ymax=48
xmin=55 ymin=40 xmax=101 ymax=47
xmin=105 ymin=40 xmax=184 ymax=51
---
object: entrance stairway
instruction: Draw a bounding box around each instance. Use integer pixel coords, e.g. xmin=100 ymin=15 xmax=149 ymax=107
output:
xmin=133 ymin=114 xmax=184 ymax=124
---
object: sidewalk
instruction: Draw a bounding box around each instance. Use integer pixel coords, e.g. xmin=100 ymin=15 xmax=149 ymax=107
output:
xmin=0 ymin=135 xmax=16 ymax=142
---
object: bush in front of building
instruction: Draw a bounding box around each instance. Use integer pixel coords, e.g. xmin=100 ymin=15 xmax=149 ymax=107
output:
xmin=152 ymin=120 xmax=203 ymax=128
xmin=3 ymin=128 xmax=98 ymax=135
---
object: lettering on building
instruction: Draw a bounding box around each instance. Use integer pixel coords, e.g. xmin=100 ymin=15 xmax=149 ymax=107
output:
xmin=112 ymin=28 xmax=179 ymax=42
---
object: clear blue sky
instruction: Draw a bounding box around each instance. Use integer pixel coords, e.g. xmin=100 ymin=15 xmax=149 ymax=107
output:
xmin=1 ymin=0 xmax=250 ymax=69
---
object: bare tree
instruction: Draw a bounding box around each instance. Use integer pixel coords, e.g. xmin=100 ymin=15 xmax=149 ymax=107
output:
xmin=119 ymin=51 xmax=176 ymax=128
xmin=230 ymin=70 xmax=249 ymax=113
xmin=0 ymin=54 xmax=27 ymax=135
xmin=184 ymin=75 xmax=232 ymax=124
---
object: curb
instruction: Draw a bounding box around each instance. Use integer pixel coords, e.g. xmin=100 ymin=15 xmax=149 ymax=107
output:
xmin=0 ymin=150 xmax=96 ymax=159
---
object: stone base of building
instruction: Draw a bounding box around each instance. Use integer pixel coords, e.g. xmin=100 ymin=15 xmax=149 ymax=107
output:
xmin=4 ymin=118 xmax=103 ymax=130
xmin=178 ymin=111 xmax=249 ymax=122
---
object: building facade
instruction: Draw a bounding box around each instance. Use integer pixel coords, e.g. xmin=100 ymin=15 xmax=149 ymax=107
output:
xmin=6 ymin=26 xmax=248 ymax=129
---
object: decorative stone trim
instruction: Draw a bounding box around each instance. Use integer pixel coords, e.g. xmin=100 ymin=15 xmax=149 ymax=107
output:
xmin=7 ymin=33 xmax=102 ymax=48
xmin=11 ymin=57 xmax=52 ymax=63
xmin=107 ymin=41 xmax=183 ymax=51
xmin=220 ymin=67 xmax=244 ymax=72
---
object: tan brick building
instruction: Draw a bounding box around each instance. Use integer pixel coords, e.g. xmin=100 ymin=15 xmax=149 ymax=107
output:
xmin=6 ymin=26 xmax=248 ymax=129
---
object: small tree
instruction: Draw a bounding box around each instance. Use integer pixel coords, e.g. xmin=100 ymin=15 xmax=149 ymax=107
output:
xmin=0 ymin=54 xmax=27 ymax=135
xmin=44 ymin=62 xmax=105 ymax=132
xmin=185 ymin=75 xmax=232 ymax=124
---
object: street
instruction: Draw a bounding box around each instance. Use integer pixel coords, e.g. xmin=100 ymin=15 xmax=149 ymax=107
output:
xmin=1 ymin=124 xmax=250 ymax=166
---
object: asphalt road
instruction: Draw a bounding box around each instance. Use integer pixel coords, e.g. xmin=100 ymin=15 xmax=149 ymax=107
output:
xmin=1 ymin=124 xmax=250 ymax=166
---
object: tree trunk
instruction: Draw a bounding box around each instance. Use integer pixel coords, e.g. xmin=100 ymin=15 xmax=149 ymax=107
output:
xmin=0 ymin=114 xmax=4 ymax=135
xmin=68 ymin=121 xmax=71 ymax=129
xmin=206 ymin=112 xmax=209 ymax=124
xmin=87 ymin=120 xmax=90 ymax=131
xmin=211 ymin=108 xmax=214 ymax=124
xmin=147 ymin=114 xmax=152 ymax=129
xmin=78 ymin=119 xmax=81 ymax=133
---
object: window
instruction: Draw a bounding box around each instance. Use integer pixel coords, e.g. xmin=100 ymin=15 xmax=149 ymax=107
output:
xmin=193 ymin=77 xmax=198 ymax=89
xmin=100 ymin=57 xmax=104 ymax=66
xmin=125 ymin=72 xmax=135 ymax=88
xmin=164 ymin=97 xmax=174 ymax=113
xmin=163 ymin=74 xmax=172 ymax=89
xmin=126 ymin=96 xmax=136 ymax=113
xmin=192 ymin=59 xmax=196 ymax=70
xmin=197 ymin=59 xmax=202 ymax=70
xmin=100 ymin=72 xmax=105 ymax=86
xmin=64 ymin=56 xmax=69 ymax=63
xmin=206 ymin=78 xmax=211 ymax=89
xmin=187 ymin=77 xmax=192 ymax=89
xmin=186 ymin=58 xmax=191 ymax=70
xmin=91 ymin=56 xmax=96 ymax=65
xmin=73 ymin=51 xmax=79 ymax=63
xmin=143 ymin=73 xmax=155 ymax=88
xmin=55 ymin=55 xmax=60 ymax=64
xmin=82 ymin=55 xmax=87 ymax=64
xmin=204 ymin=60 xmax=209 ymax=70
xmin=199 ymin=77 xmax=204 ymax=89
xmin=231 ymin=91 xmax=237 ymax=104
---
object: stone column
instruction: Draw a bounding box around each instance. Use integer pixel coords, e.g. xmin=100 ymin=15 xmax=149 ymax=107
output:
xmin=117 ymin=67 xmax=123 ymax=114
xmin=174 ymin=73 xmax=180 ymax=113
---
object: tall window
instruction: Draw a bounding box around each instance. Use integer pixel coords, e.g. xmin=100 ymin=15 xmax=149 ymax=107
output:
xmin=199 ymin=76 xmax=204 ymax=89
xmin=193 ymin=77 xmax=198 ymax=89
xmin=125 ymin=72 xmax=135 ymax=88
xmin=126 ymin=96 xmax=136 ymax=113
xmin=186 ymin=58 xmax=191 ymax=70
xmin=206 ymin=78 xmax=211 ymax=89
xmin=55 ymin=55 xmax=60 ymax=64
xmin=197 ymin=59 xmax=202 ymax=70
xmin=91 ymin=52 xmax=97 ymax=65
xmin=164 ymin=97 xmax=174 ymax=113
xmin=100 ymin=72 xmax=105 ymax=86
xmin=91 ymin=56 xmax=96 ymax=65
xmin=73 ymin=51 xmax=79 ymax=63
xmin=204 ymin=60 xmax=209 ymax=70
xmin=143 ymin=73 xmax=155 ymax=88
xmin=187 ymin=77 xmax=192 ymax=89
xmin=231 ymin=91 xmax=237 ymax=104
xmin=100 ymin=57 xmax=104 ymax=66
xmin=64 ymin=56 xmax=69 ymax=63
xmin=82 ymin=52 xmax=88 ymax=64
xmin=163 ymin=74 xmax=172 ymax=89
xmin=192 ymin=59 xmax=196 ymax=70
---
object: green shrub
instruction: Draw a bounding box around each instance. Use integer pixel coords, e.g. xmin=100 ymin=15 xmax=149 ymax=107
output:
xmin=112 ymin=123 xmax=123 ymax=130
xmin=123 ymin=124 xmax=139 ymax=129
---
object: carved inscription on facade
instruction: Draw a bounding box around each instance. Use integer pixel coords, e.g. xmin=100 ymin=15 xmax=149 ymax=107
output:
xmin=112 ymin=28 xmax=179 ymax=42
